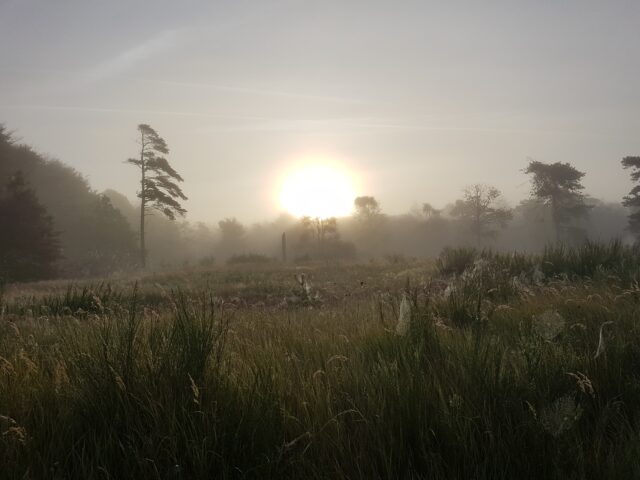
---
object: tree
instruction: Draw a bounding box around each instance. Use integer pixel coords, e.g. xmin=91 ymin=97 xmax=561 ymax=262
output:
xmin=422 ymin=203 xmax=442 ymax=219
xmin=298 ymin=216 xmax=356 ymax=261
xmin=353 ymin=196 xmax=386 ymax=255
xmin=354 ymin=196 xmax=382 ymax=222
xmin=217 ymin=218 xmax=246 ymax=257
xmin=451 ymin=184 xmax=512 ymax=246
xmin=126 ymin=124 xmax=187 ymax=267
xmin=301 ymin=216 xmax=338 ymax=242
xmin=218 ymin=218 xmax=246 ymax=243
xmin=621 ymin=156 xmax=640 ymax=239
xmin=301 ymin=216 xmax=338 ymax=257
xmin=0 ymin=126 xmax=136 ymax=276
xmin=524 ymin=160 xmax=590 ymax=243
xmin=0 ymin=172 xmax=60 ymax=281
xmin=70 ymin=194 xmax=137 ymax=276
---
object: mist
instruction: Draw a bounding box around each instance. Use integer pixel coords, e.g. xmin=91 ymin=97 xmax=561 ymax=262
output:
xmin=2 ymin=1 xmax=640 ymax=224
xmin=7 ymin=2 xmax=640 ymax=478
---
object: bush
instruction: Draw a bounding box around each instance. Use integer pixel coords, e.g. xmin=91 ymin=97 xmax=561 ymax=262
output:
xmin=199 ymin=255 xmax=216 ymax=268
xmin=227 ymin=253 xmax=272 ymax=265
xmin=436 ymin=246 xmax=479 ymax=276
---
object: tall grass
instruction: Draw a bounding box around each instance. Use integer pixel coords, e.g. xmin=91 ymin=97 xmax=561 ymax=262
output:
xmin=436 ymin=240 xmax=640 ymax=285
xmin=2 ymin=244 xmax=640 ymax=478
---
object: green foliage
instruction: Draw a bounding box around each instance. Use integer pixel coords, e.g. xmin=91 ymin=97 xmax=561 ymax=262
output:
xmin=126 ymin=124 xmax=187 ymax=267
xmin=621 ymin=156 xmax=640 ymax=238
xmin=525 ymin=160 xmax=591 ymax=243
xmin=450 ymin=184 xmax=512 ymax=246
xmin=0 ymin=172 xmax=60 ymax=281
xmin=436 ymin=246 xmax=480 ymax=276
xmin=227 ymin=253 xmax=272 ymax=265
xmin=0 ymin=126 xmax=136 ymax=277
xmin=2 ymin=250 xmax=640 ymax=478
xmin=126 ymin=124 xmax=187 ymax=222
xmin=437 ymin=240 xmax=640 ymax=284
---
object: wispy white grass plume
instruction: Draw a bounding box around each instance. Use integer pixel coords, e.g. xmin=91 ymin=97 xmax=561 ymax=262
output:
xmin=594 ymin=321 xmax=615 ymax=359
xmin=396 ymin=294 xmax=412 ymax=336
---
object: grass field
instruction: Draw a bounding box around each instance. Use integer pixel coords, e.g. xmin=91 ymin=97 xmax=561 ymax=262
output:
xmin=2 ymin=243 xmax=640 ymax=479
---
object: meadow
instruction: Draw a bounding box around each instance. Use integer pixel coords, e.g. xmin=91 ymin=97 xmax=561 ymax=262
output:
xmin=2 ymin=242 xmax=640 ymax=479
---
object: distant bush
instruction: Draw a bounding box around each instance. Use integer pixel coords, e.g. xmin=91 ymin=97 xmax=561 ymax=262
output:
xmin=435 ymin=247 xmax=479 ymax=276
xmin=294 ymin=254 xmax=312 ymax=264
xmin=436 ymin=240 xmax=640 ymax=284
xmin=383 ymin=253 xmax=407 ymax=265
xmin=227 ymin=253 xmax=272 ymax=265
xmin=198 ymin=255 xmax=216 ymax=268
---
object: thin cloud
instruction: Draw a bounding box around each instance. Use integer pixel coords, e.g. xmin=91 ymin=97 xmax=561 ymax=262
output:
xmin=0 ymin=104 xmax=580 ymax=136
xmin=84 ymin=30 xmax=181 ymax=81
xmin=152 ymin=79 xmax=371 ymax=105
xmin=0 ymin=103 xmax=270 ymax=122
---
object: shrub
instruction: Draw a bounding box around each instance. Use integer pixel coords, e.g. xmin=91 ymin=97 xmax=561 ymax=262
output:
xmin=227 ymin=253 xmax=272 ymax=265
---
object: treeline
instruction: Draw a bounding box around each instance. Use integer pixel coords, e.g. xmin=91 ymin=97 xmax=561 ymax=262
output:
xmin=0 ymin=126 xmax=136 ymax=280
xmin=1 ymin=123 xmax=639 ymax=282
xmin=195 ymin=161 xmax=635 ymax=263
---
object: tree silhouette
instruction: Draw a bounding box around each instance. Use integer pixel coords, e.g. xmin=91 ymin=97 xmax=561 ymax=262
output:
xmin=353 ymin=196 xmax=386 ymax=255
xmin=0 ymin=172 xmax=60 ymax=281
xmin=126 ymin=124 xmax=187 ymax=267
xmin=525 ymin=160 xmax=590 ymax=243
xmin=422 ymin=203 xmax=442 ymax=219
xmin=354 ymin=196 xmax=382 ymax=222
xmin=621 ymin=156 xmax=640 ymax=239
xmin=451 ymin=184 xmax=512 ymax=247
xmin=301 ymin=216 xmax=338 ymax=243
xmin=217 ymin=217 xmax=246 ymax=257
xmin=0 ymin=125 xmax=137 ymax=276
xmin=300 ymin=216 xmax=339 ymax=259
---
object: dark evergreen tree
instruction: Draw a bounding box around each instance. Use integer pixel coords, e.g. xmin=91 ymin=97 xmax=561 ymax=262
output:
xmin=0 ymin=125 xmax=137 ymax=276
xmin=524 ymin=160 xmax=590 ymax=243
xmin=621 ymin=156 xmax=640 ymax=239
xmin=69 ymin=194 xmax=137 ymax=276
xmin=126 ymin=124 xmax=187 ymax=267
xmin=0 ymin=172 xmax=60 ymax=281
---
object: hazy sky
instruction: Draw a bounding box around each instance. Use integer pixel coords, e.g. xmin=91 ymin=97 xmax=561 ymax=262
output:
xmin=2 ymin=0 xmax=640 ymax=223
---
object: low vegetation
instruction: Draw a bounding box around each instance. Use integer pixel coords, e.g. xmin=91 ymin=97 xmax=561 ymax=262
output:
xmin=2 ymin=243 xmax=640 ymax=479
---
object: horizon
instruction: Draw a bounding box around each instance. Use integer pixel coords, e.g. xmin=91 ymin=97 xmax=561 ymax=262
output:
xmin=2 ymin=0 xmax=639 ymax=223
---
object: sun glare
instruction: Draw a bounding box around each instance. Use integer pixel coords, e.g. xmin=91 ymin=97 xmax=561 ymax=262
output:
xmin=279 ymin=163 xmax=356 ymax=218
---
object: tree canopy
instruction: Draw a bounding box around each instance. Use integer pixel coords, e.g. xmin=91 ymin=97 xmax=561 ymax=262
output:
xmin=0 ymin=172 xmax=60 ymax=281
xmin=0 ymin=125 xmax=136 ymax=277
xmin=451 ymin=184 xmax=512 ymax=246
xmin=525 ymin=160 xmax=590 ymax=243
xmin=126 ymin=124 xmax=187 ymax=267
xmin=621 ymin=156 xmax=640 ymax=239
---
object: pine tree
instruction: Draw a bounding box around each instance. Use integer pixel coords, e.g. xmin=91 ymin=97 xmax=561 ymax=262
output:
xmin=0 ymin=171 xmax=60 ymax=281
xmin=126 ymin=124 xmax=187 ymax=267
xmin=621 ymin=156 xmax=640 ymax=239
xmin=525 ymin=160 xmax=590 ymax=243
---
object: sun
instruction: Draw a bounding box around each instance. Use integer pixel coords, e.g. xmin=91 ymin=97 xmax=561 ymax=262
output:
xmin=279 ymin=162 xmax=357 ymax=218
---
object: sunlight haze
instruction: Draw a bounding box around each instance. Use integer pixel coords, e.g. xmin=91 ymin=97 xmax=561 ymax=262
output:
xmin=279 ymin=161 xmax=357 ymax=218
xmin=1 ymin=0 xmax=639 ymax=222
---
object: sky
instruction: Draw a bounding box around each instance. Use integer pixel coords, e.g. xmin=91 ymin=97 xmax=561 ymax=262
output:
xmin=1 ymin=0 xmax=640 ymax=223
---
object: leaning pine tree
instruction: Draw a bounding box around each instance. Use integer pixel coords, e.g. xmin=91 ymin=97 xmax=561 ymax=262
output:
xmin=621 ymin=156 xmax=640 ymax=239
xmin=126 ymin=124 xmax=187 ymax=268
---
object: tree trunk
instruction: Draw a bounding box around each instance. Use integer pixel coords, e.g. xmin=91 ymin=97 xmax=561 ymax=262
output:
xmin=281 ymin=232 xmax=287 ymax=263
xmin=551 ymin=196 xmax=560 ymax=244
xmin=139 ymin=133 xmax=146 ymax=268
xmin=475 ymin=207 xmax=481 ymax=248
